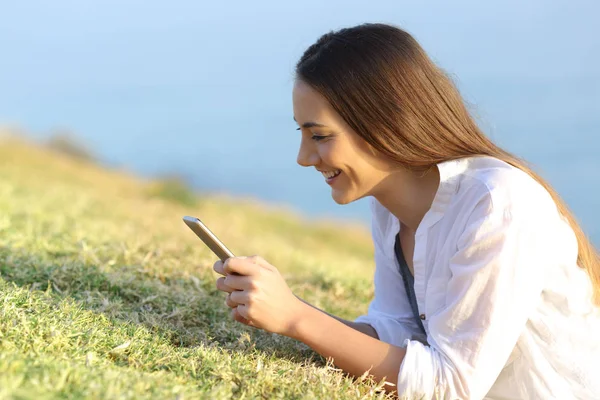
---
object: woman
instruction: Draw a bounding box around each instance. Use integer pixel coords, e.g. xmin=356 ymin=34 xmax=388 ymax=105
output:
xmin=213 ymin=23 xmax=600 ymax=399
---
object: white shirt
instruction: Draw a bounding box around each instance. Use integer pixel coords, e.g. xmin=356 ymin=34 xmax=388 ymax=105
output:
xmin=355 ymin=156 xmax=600 ymax=399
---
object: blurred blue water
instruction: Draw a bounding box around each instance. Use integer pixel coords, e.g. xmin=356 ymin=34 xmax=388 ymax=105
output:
xmin=0 ymin=0 xmax=598 ymax=244
xmin=5 ymin=77 xmax=599 ymax=245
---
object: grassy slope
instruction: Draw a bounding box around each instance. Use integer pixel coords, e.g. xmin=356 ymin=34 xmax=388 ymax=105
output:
xmin=0 ymin=134 xmax=392 ymax=399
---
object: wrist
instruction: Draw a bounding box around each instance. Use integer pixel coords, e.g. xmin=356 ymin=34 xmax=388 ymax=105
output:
xmin=285 ymin=297 xmax=314 ymax=339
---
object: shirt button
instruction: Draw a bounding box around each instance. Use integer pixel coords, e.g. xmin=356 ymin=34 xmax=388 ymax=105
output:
xmin=419 ymin=314 xmax=426 ymax=320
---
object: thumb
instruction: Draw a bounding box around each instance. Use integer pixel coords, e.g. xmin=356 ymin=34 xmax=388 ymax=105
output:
xmin=224 ymin=256 xmax=258 ymax=276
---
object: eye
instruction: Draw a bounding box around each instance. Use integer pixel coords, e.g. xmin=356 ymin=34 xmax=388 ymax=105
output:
xmin=311 ymin=135 xmax=328 ymax=141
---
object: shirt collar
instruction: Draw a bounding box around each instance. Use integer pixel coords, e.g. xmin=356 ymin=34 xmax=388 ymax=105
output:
xmin=416 ymin=157 xmax=470 ymax=235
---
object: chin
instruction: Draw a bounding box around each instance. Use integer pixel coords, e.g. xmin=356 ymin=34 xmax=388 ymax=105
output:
xmin=331 ymin=189 xmax=357 ymax=205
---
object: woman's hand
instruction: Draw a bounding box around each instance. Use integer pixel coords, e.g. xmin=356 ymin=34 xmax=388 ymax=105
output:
xmin=213 ymin=255 xmax=305 ymax=336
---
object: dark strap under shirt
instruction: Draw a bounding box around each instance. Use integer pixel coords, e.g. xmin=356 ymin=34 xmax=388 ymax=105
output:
xmin=394 ymin=233 xmax=427 ymax=335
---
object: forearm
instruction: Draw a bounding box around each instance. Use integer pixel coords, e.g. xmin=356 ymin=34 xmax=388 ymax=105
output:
xmin=288 ymin=301 xmax=406 ymax=391
xmin=296 ymin=296 xmax=379 ymax=339
xmin=339 ymin=320 xmax=379 ymax=339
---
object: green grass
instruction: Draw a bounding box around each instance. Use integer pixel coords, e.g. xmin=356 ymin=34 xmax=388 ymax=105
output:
xmin=0 ymin=132 xmax=392 ymax=399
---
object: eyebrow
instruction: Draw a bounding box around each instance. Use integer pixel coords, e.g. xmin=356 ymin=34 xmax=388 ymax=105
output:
xmin=293 ymin=117 xmax=328 ymax=130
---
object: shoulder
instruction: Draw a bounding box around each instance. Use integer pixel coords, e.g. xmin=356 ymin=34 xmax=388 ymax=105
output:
xmin=451 ymin=156 xmax=559 ymax=219
xmin=441 ymin=156 xmax=577 ymax=258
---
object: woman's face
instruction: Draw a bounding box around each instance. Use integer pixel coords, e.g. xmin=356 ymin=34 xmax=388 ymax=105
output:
xmin=292 ymin=79 xmax=393 ymax=205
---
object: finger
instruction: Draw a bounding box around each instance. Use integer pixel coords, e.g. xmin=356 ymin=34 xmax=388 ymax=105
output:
xmin=248 ymin=255 xmax=264 ymax=265
xmin=215 ymin=276 xmax=236 ymax=293
xmin=235 ymin=304 xmax=251 ymax=321
xmin=223 ymin=274 xmax=252 ymax=291
xmin=229 ymin=290 xmax=250 ymax=305
xmin=213 ymin=259 xmax=225 ymax=276
xmin=225 ymin=293 xmax=240 ymax=308
xmin=224 ymin=257 xmax=260 ymax=276
xmin=231 ymin=307 xmax=253 ymax=326
xmin=248 ymin=255 xmax=274 ymax=271
xmin=252 ymin=255 xmax=278 ymax=273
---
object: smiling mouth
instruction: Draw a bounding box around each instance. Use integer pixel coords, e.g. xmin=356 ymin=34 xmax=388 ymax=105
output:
xmin=321 ymin=169 xmax=342 ymax=183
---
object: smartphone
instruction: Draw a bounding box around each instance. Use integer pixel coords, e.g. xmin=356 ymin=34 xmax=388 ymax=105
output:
xmin=182 ymin=216 xmax=235 ymax=262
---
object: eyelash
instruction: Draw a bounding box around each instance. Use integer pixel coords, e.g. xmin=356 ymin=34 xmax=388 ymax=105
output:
xmin=296 ymin=128 xmax=328 ymax=141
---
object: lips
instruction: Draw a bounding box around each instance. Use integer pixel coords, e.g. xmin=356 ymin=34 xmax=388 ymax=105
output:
xmin=321 ymin=169 xmax=342 ymax=185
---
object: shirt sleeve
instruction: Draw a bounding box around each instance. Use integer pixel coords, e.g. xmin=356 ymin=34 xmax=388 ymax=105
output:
xmin=355 ymin=198 xmax=427 ymax=347
xmin=396 ymin=185 xmax=556 ymax=399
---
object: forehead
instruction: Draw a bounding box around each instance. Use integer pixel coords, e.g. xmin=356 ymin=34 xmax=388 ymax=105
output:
xmin=292 ymin=80 xmax=336 ymax=123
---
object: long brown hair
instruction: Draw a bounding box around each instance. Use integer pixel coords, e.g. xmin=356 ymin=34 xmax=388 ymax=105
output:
xmin=295 ymin=23 xmax=600 ymax=305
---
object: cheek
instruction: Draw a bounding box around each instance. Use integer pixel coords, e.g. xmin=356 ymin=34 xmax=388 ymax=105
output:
xmin=318 ymin=142 xmax=338 ymax=163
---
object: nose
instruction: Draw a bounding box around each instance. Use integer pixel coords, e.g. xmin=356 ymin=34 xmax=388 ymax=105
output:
xmin=296 ymin=137 xmax=320 ymax=167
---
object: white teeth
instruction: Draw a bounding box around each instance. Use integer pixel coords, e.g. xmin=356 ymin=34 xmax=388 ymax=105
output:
xmin=321 ymin=170 xmax=341 ymax=179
